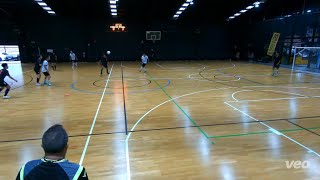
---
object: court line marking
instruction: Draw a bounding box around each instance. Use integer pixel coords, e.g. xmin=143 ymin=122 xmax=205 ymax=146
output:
xmin=70 ymin=79 xmax=171 ymax=94
xmin=154 ymin=62 xmax=165 ymax=68
xmin=189 ymin=74 xmax=241 ymax=82
xmin=231 ymin=89 xmax=308 ymax=102
xmin=228 ymin=95 xmax=320 ymax=103
xmin=121 ymin=64 xmax=204 ymax=71
xmin=231 ymin=90 xmax=251 ymax=101
xmin=124 ymin=84 xmax=320 ymax=179
xmin=3 ymin=115 xmax=320 ymax=144
xmin=125 ymin=86 xmax=235 ymax=180
xmin=188 ymin=63 xmax=236 ymax=81
xmin=79 ymin=64 xmax=114 ymax=165
xmin=286 ymin=120 xmax=320 ymax=137
xmin=224 ymin=102 xmax=320 ymax=157
xmin=5 ymin=69 xmax=34 ymax=91
xmin=146 ymin=72 xmax=209 ymax=138
xmin=154 ymin=61 xmax=206 ymax=70
xmin=209 ymin=126 xmax=320 ymax=139
xmin=294 ymin=70 xmax=320 ymax=76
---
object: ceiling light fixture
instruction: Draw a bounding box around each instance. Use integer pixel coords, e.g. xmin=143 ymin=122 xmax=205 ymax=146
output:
xmin=173 ymin=0 xmax=194 ymax=20
xmin=227 ymin=1 xmax=265 ymax=21
xmin=34 ymin=0 xmax=56 ymax=15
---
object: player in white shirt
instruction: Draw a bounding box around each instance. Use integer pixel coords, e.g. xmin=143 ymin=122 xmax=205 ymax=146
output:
xmin=70 ymin=51 xmax=78 ymax=69
xmin=139 ymin=53 xmax=149 ymax=72
xmin=42 ymin=55 xmax=52 ymax=86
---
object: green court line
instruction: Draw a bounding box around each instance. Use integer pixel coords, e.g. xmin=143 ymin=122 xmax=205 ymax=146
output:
xmin=209 ymin=126 xmax=320 ymax=139
xmin=146 ymin=72 xmax=212 ymax=142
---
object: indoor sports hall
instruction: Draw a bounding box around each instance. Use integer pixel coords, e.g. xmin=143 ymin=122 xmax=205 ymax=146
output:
xmin=1 ymin=0 xmax=320 ymax=179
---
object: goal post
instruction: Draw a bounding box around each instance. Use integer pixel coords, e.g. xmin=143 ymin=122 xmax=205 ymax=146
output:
xmin=291 ymin=46 xmax=320 ymax=73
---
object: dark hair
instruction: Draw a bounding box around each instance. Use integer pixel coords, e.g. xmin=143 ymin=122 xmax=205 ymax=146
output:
xmin=1 ymin=63 xmax=8 ymax=68
xmin=42 ymin=124 xmax=68 ymax=153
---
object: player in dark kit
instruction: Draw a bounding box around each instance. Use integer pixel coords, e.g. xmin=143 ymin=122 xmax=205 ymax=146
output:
xmin=271 ymin=51 xmax=281 ymax=76
xmin=0 ymin=63 xmax=18 ymax=99
xmin=99 ymin=52 xmax=110 ymax=76
xmin=51 ymin=52 xmax=57 ymax=71
xmin=34 ymin=55 xmax=42 ymax=86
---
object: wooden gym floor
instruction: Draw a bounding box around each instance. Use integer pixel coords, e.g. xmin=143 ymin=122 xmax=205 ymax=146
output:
xmin=1 ymin=60 xmax=320 ymax=179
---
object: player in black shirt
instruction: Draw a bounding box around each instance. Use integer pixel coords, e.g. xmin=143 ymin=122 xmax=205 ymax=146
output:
xmin=51 ymin=52 xmax=57 ymax=71
xmin=271 ymin=51 xmax=281 ymax=76
xmin=0 ymin=63 xmax=18 ymax=99
xmin=16 ymin=124 xmax=89 ymax=180
xmin=99 ymin=52 xmax=109 ymax=76
xmin=34 ymin=55 xmax=42 ymax=86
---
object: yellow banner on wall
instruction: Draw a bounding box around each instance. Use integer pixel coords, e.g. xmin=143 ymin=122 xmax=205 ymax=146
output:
xmin=267 ymin=32 xmax=281 ymax=56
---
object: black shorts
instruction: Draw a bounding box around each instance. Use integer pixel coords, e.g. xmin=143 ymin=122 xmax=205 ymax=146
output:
xmin=102 ymin=63 xmax=108 ymax=68
xmin=273 ymin=64 xmax=280 ymax=69
xmin=72 ymin=60 xmax=78 ymax=63
xmin=34 ymin=68 xmax=40 ymax=75
xmin=142 ymin=63 xmax=146 ymax=67
xmin=43 ymin=72 xmax=50 ymax=76
xmin=0 ymin=81 xmax=8 ymax=87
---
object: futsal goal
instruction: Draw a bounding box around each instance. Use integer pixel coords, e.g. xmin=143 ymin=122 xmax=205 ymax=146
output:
xmin=291 ymin=46 xmax=320 ymax=73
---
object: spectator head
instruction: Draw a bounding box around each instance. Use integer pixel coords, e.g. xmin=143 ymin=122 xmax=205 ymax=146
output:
xmin=42 ymin=124 xmax=69 ymax=156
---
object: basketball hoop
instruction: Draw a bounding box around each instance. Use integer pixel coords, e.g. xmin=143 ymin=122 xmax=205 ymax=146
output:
xmin=146 ymin=31 xmax=161 ymax=41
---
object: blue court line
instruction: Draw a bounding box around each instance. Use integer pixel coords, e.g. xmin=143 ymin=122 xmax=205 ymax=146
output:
xmin=70 ymin=79 xmax=171 ymax=94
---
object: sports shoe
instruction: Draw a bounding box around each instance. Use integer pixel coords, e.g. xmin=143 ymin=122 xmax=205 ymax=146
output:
xmin=3 ymin=96 xmax=11 ymax=99
xmin=47 ymin=83 xmax=52 ymax=86
xmin=36 ymin=83 xmax=41 ymax=86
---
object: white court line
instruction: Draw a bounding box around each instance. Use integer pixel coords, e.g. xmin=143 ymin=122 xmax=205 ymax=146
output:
xmin=228 ymin=96 xmax=311 ymax=103
xmin=294 ymin=70 xmax=320 ymax=76
xmin=231 ymin=89 xmax=308 ymax=102
xmin=224 ymin=102 xmax=320 ymax=157
xmin=154 ymin=62 xmax=165 ymax=69
xmin=229 ymin=95 xmax=320 ymax=103
xmin=125 ymin=86 xmax=236 ymax=180
xmin=125 ymin=84 xmax=320 ymax=179
xmin=79 ymin=64 xmax=114 ymax=165
xmin=231 ymin=90 xmax=251 ymax=101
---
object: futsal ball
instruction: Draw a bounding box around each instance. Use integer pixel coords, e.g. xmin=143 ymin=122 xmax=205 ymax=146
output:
xmin=107 ymin=51 xmax=111 ymax=55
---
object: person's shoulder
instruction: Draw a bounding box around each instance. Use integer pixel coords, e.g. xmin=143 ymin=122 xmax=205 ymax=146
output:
xmin=24 ymin=159 xmax=43 ymax=168
xmin=59 ymin=160 xmax=83 ymax=169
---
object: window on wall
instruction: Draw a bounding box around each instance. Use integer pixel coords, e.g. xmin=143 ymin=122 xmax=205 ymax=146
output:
xmin=0 ymin=45 xmax=20 ymax=61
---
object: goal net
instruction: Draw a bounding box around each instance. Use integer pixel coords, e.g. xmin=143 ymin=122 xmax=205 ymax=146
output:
xmin=292 ymin=47 xmax=320 ymax=73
